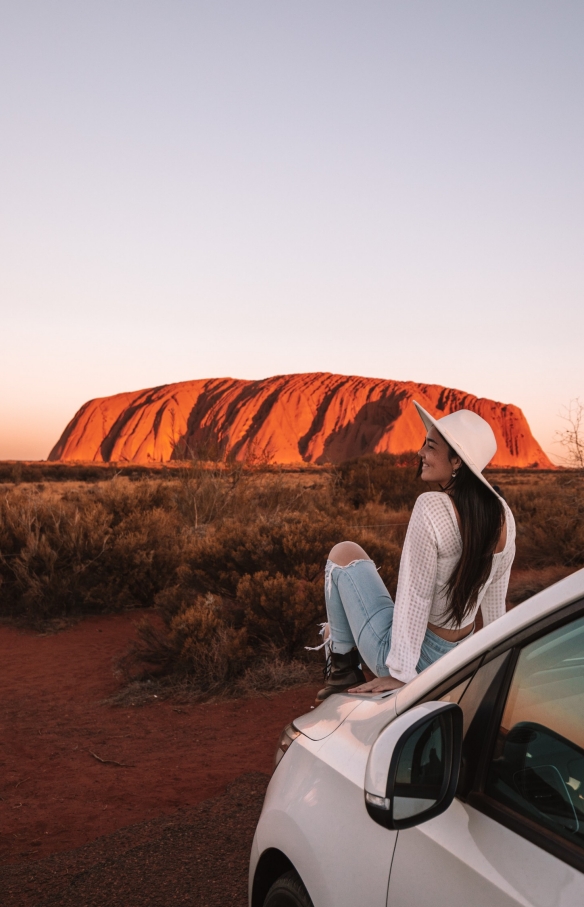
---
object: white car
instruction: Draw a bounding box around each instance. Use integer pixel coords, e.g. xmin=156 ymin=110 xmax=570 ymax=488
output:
xmin=249 ymin=568 xmax=584 ymax=907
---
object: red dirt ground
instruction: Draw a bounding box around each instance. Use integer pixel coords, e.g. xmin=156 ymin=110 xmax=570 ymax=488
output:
xmin=0 ymin=613 xmax=317 ymax=865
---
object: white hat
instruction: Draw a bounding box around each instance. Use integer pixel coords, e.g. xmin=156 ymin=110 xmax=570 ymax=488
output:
xmin=413 ymin=401 xmax=499 ymax=496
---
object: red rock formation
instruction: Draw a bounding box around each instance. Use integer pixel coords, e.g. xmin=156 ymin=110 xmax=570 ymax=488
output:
xmin=49 ymin=373 xmax=553 ymax=468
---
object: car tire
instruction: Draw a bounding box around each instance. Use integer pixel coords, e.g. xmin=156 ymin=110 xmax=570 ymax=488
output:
xmin=263 ymin=870 xmax=314 ymax=907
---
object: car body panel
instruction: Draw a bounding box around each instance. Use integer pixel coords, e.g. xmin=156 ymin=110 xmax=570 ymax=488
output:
xmin=387 ymin=799 xmax=584 ymax=907
xmin=292 ymin=694 xmax=364 ymax=740
xmin=253 ymin=728 xmax=397 ymax=907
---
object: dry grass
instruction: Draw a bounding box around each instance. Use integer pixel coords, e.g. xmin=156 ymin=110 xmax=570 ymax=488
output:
xmin=507 ymin=565 xmax=576 ymax=606
xmin=1 ymin=459 xmax=582 ymax=697
xmin=110 ymin=638 xmax=320 ymax=706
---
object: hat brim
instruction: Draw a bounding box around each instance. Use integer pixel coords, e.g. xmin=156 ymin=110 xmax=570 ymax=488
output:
xmin=413 ymin=401 xmax=500 ymax=499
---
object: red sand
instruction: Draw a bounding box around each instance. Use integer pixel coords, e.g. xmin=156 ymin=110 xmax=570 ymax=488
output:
xmin=0 ymin=613 xmax=317 ymax=864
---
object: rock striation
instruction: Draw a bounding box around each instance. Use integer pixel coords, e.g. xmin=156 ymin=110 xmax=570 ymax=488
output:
xmin=49 ymin=373 xmax=553 ymax=468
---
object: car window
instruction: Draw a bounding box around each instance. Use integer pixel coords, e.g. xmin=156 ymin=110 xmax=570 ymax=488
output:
xmin=485 ymin=615 xmax=584 ymax=852
xmin=439 ymin=677 xmax=472 ymax=704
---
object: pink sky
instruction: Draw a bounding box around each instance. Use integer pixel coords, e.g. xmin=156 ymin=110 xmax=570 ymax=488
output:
xmin=1 ymin=2 xmax=582 ymax=463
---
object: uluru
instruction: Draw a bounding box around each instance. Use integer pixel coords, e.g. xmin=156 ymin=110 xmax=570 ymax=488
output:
xmin=49 ymin=373 xmax=553 ymax=468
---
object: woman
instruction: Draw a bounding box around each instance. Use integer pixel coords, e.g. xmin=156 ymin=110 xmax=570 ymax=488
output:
xmin=316 ymin=402 xmax=516 ymax=701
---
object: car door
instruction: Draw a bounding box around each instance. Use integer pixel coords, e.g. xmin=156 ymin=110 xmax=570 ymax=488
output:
xmin=386 ymin=605 xmax=584 ymax=907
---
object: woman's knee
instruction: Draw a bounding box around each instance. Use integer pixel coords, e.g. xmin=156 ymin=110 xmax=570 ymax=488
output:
xmin=328 ymin=540 xmax=371 ymax=567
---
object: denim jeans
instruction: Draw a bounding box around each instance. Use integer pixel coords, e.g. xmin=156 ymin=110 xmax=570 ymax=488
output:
xmin=324 ymin=558 xmax=468 ymax=677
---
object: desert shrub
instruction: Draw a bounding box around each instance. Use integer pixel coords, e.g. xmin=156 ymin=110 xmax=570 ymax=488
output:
xmin=507 ymin=566 xmax=576 ymax=606
xmin=122 ymin=594 xmax=251 ymax=692
xmin=119 ymin=598 xmax=316 ymax=699
xmin=236 ymin=572 xmax=325 ymax=655
xmin=183 ymin=512 xmax=350 ymax=596
xmin=0 ymin=461 xmax=163 ymax=484
xmin=344 ymin=501 xmax=411 ymax=550
xmin=235 ymin=648 xmax=315 ymax=695
xmin=128 ymin=506 xmax=403 ymax=694
xmin=0 ymin=488 xmax=112 ymax=620
xmin=164 ymin=510 xmax=400 ymax=619
xmin=169 ymin=461 xmax=245 ymax=527
xmin=506 ymin=479 xmax=584 ymax=570
xmin=0 ymin=473 xmax=355 ymax=628
xmin=335 ymin=453 xmax=421 ymax=510
xmin=0 ymin=483 xmax=188 ymax=620
xmin=2 ymin=456 xmax=582 ymax=697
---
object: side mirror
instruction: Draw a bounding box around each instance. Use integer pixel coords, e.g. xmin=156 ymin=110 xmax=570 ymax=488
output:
xmin=364 ymin=702 xmax=463 ymax=830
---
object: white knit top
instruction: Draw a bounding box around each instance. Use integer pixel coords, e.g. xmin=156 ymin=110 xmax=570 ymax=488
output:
xmin=386 ymin=491 xmax=516 ymax=683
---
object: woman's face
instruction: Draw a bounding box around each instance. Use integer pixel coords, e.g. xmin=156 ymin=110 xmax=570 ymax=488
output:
xmin=418 ymin=426 xmax=461 ymax=487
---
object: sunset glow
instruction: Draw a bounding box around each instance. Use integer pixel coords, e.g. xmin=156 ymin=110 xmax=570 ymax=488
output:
xmin=1 ymin=2 xmax=582 ymax=462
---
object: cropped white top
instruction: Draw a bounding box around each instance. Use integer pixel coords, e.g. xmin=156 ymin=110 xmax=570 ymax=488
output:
xmin=386 ymin=491 xmax=516 ymax=683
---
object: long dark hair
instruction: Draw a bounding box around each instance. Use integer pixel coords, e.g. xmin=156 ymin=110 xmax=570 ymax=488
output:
xmin=418 ymin=453 xmax=505 ymax=626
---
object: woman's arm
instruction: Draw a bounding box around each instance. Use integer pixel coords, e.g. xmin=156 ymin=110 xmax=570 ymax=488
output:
xmin=480 ymin=556 xmax=513 ymax=625
xmin=480 ymin=504 xmax=515 ymax=625
xmin=386 ymin=497 xmax=439 ymax=683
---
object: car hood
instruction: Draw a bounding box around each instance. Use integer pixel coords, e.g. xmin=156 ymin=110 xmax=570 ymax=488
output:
xmin=292 ymin=694 xmax=364 ymax=740
xmin=293 ymin=690 xmax=399 ymax=740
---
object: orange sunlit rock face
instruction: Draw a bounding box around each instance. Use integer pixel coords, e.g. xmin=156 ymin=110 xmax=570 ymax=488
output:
xmin=49 ymin=373 xmax=554 ymax=468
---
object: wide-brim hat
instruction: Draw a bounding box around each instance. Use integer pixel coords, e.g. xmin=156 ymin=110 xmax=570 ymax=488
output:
xmin=413 ymin=401 xmax=499 ymax=497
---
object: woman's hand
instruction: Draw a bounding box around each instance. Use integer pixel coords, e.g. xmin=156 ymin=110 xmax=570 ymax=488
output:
xmin=348 ymin=676 xmax=405 ymax=694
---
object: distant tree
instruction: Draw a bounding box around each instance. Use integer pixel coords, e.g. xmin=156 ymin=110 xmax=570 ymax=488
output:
xmin=555 ymin=398 xmax=584 ymax=468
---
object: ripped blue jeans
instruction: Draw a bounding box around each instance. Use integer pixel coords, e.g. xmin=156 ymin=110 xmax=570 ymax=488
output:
xmin=325 ymin=558 xmax=465 ymax=677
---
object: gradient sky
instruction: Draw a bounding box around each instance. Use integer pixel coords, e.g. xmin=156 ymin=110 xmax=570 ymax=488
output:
xmin=1 ymin=1 xmax=582 ymax=461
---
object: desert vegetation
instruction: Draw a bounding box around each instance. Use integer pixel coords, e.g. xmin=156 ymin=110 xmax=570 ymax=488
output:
xmin=555 ymin=397 xmax=584 ymax=468
xmin=0 ymin=456 xmax=582 ymax=697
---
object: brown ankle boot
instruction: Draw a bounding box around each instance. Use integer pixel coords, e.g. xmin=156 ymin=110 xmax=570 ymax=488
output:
xmin=315 ymin=648 xmax=365 ymax=703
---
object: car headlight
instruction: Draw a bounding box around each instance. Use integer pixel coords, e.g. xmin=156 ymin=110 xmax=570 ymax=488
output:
xmin=274 ymin=723 xmax=301 ymax=770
